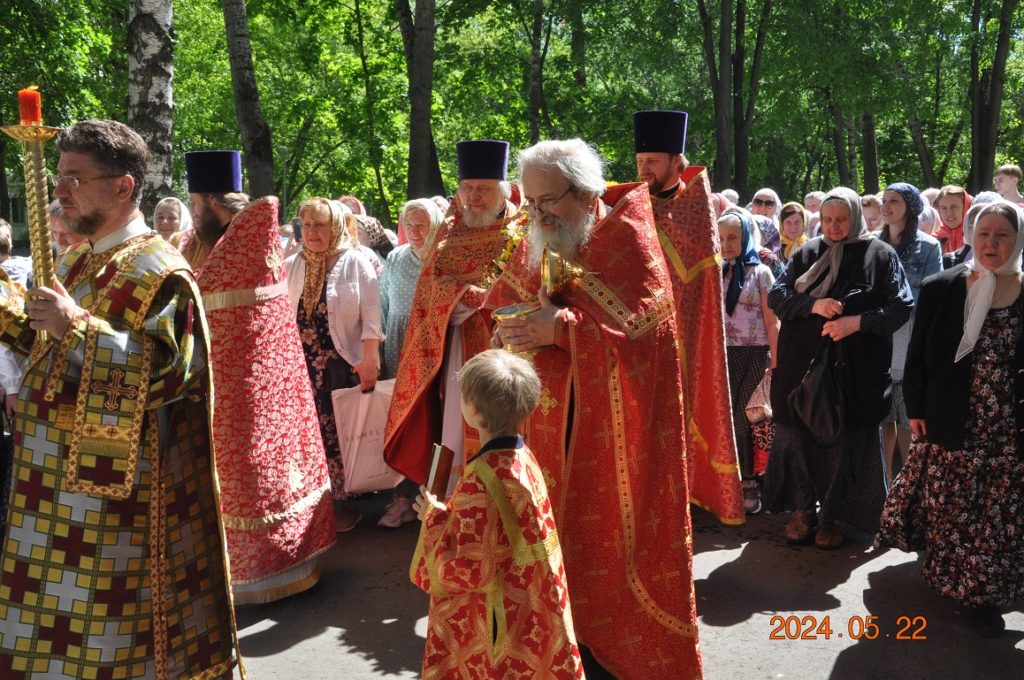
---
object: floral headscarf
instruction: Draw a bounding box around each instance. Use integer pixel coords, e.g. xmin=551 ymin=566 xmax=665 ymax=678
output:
xmin=299 ymin=197 xmax=352 ymax=317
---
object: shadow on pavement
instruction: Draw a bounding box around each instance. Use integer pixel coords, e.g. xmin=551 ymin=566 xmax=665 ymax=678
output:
xmin=828 ymin=558 xmax=1024 ymax=680
xmin=693 ymin=509 xmax=886 ymax=627
xmin=235 ymin=493 xmax=426 ymax=676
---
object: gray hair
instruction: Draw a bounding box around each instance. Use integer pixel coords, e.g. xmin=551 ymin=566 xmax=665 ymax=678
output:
xmin=48 ymin=199 xmax=64 ymax=220
xmin=518 ymin=139 xmax=605 ymax=200
xmin=721 ymin=188 xmax=740 ymax=205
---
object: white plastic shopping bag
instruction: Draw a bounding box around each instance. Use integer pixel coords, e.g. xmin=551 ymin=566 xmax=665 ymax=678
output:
xmin=331 ymin=378 xmax=404 ymax=494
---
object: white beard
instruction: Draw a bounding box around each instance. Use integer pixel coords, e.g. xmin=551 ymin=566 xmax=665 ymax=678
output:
xmin=526 ymin=209 xmax=595 ymax=269
xmin=462 ymin=198 xmax=506 ymax=228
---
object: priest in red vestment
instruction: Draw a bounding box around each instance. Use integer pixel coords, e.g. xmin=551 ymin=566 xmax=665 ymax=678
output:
xmin=486 ymin=139 xmax=703 ymax=680
xmin=385 ymin=140 xmax=526 ymax=491
xmin=635 ymin=110 xmax=744 ymax=525
xmin=184 ymin=151 xmax=336 ymax=604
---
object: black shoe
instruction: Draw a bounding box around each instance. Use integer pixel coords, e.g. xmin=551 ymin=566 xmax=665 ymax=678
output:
xmin=971 ymin=605 xmax=1005 ymax=638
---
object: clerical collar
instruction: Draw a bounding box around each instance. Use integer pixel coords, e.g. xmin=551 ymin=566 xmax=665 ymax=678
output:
xmin=468 ymin=434 xmax=524 ymax=463
xmin=90 ymin=216 xmax=150 ymax=254
xmin=656 ymin=182 xmax=681 ymax=200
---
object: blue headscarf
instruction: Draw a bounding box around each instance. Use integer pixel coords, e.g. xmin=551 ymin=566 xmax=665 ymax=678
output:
xmin=721 ymin=208 xmax=762 ymax=316
xmin=881 ymin=182 xmax=923 ymax=259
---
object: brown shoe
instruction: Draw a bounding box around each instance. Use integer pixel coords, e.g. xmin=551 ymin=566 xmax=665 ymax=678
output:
xmin=334 ymin=504 xmax=362 ymax=533
xmin=784 ymin=510 xmax=817 ymax=544
xmin=814 ymin=521 xmax=844 ymax=549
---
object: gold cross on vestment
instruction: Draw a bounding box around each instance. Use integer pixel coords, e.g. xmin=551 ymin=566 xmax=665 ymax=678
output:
xmin=91 ymin=368 xmax=139 ymax=412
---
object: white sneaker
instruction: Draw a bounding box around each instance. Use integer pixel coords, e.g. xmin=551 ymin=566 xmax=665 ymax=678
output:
xmin=377 ymin=497 xmax=417 ymax=528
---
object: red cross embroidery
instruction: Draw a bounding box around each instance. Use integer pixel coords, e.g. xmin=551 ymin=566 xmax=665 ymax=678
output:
xmin=90 ymin=368 xmax=139 ymax=412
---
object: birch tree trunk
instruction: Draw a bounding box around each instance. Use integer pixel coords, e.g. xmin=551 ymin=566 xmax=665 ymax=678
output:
xmin=221 ymin=0 xmax=275 ymax=198
xmin=127 ymin=0 xmax=173 ymax=218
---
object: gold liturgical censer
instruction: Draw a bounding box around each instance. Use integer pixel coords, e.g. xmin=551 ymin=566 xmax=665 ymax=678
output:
xmin=2 ymin=86 xmax=60 ymax=345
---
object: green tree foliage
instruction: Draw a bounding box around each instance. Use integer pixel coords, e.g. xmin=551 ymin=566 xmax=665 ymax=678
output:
xmin=1 ymin=0 xmax=1022 ymax=226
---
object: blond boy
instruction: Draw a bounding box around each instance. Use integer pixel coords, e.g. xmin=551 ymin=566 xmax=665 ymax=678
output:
xmin=411 ymin=349 xmax=583 ymax=679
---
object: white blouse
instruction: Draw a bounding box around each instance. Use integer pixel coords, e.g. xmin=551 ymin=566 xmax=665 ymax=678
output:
xmin=284 ymin=248 xmax=384 ymax=367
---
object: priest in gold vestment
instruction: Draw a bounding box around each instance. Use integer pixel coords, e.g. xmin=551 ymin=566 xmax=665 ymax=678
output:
xmin=384 ymin=140 xmax=525 ymax=491
xmin=0 ymin=121 xmax=241 ymax=678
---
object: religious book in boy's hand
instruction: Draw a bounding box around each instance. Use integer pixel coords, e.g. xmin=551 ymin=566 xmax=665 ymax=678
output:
xmin=427 ymin=443 xmax=455 ymax=501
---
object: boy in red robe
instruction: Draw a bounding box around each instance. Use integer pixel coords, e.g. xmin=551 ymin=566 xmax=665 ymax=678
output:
xmin=412 ymin=349 xmax=583 ymax=679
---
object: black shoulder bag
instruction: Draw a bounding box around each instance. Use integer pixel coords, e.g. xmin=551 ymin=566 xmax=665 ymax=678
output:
xmin=787 ymin=338 xmax=846 ymax=447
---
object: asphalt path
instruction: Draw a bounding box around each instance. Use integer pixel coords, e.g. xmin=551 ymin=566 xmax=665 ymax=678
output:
xmin=236 ymin=494 xmax=1024 ymax=679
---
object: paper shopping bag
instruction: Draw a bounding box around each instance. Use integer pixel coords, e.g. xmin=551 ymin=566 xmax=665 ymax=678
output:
xmin=331 ymin=379 xmax=404 ymax=494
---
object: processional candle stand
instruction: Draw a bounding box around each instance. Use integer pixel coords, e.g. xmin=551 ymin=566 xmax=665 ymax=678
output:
xmin=2 ymin=86 xmax=61 ymax=345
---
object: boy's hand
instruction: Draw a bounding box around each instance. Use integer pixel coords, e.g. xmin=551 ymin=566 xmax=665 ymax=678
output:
xmin=413 ymin=485 xmax=446 ymax=520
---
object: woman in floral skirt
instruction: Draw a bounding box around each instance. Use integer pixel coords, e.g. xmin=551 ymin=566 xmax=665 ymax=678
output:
xmin=876 ymin=201 xmax=1024 ymax=637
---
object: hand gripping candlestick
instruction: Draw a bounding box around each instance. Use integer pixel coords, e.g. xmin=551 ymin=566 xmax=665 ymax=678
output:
xmin=2 ymin=87 xmax=60 ymax=344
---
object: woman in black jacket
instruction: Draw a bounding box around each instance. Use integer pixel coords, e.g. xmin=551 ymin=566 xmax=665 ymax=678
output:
xmin=764 ymin=187 xmax=913 ymax=549
xmin=877 ymin=201 xmax=1024 ymax=637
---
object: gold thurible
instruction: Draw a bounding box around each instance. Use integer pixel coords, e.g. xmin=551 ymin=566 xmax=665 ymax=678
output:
xmin=2 ymin=124 xmax=61 ymax=345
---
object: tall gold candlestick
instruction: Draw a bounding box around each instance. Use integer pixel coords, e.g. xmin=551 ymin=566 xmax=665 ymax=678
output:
xmin=2 ymin=124 xmax=61 ymax=344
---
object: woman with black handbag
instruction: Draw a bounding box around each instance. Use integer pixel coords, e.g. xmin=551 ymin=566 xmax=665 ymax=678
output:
xmin=764 ymin=187 xmax=913 ymax=548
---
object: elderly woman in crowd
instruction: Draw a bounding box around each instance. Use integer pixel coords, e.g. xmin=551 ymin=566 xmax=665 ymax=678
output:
xmin=286 ymin=197 xmax=384 ymax=531
xmin=764 ymin=187 xmax=913 ymax=548
xmin=719 ymin=208 xmax=779 ymax=513
xmin=376 ymin=198 xmax=444 ymax=528
xmin=779 ymin=201 xmax=808 ymax=264
xmin=750 ymin=187 xmax=782 ymax=221
xmin=877 ymin=183 xmax=942 ymax=484
xmin=751 ymin=215 xmax=785 ymax=276
xmin=877 ymin=201 xmax=1024 ymax=637
xmin=917 ymin=203 xmax=938 ymax=235
xmin=153 ymin=196 xmax=192 ymax=242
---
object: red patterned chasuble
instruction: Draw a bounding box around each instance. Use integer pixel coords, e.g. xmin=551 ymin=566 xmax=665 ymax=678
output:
xmin=385 ymin=200 xmax=525 ymax=485
xmin=653 ymin=167 xmax=743 ymax=525
xmin=411 ymin=440 xmax=583 ymax=679
xmin=485 ymin=183 xmax=703 ymax=680
xmin=194 ymin=197 xmax=336 ymax=604
xmin=0 ymin=233 xmax=241 ymax=678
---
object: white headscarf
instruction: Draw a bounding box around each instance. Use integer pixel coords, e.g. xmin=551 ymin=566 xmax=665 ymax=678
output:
xmin=793 ymin=187 xmax=873 ymax=299
xmin=955 ymin=201 xmax=1024 ymax=362
xmin=153 ymin=196 xmax=193 ymax=233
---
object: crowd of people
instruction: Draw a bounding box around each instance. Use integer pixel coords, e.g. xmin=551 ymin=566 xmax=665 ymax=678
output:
xmin=0 ymin=112 xmax=1020 ymax=678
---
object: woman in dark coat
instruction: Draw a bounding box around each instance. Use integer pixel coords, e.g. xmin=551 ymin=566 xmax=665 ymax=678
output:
xmin=764 ymin=187 xmax=913 ymax=548
xmin=876 ymin=201 xmax=1024 ymax=637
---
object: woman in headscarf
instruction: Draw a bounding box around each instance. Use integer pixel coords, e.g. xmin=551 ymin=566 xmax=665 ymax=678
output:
xmin=877 ymin=201 xmax=1024 ymax=637
xmin=934 ymin=185 xmax=973 ymax=253
xmin=285 ymin=197 xmax=384 ymax=531
xmin=750 ymin=187 xmax=782 ymax=221
xmin=764 ymin=187 xmax=913 ymax=548
xmin=719 ymin=208 xmax=780 ymax=514
xmin=942 ymin=191 xmax=1002 ymax=270
xmin=877 ymin=183 xmax=942 ymax=485
xmin=153 ymin=196 xmax=193 ymax=243
xmin=376 ymin=198 xmax=445 ymax=528
xmin=779 ymin=201 xmax=808 ymax=264
xmin=751 ymin=214 xmax=785 ymax=276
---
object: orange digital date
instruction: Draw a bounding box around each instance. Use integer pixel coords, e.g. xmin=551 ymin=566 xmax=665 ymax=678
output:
xmin=768 ymin=615 xmax=928 ymax=640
